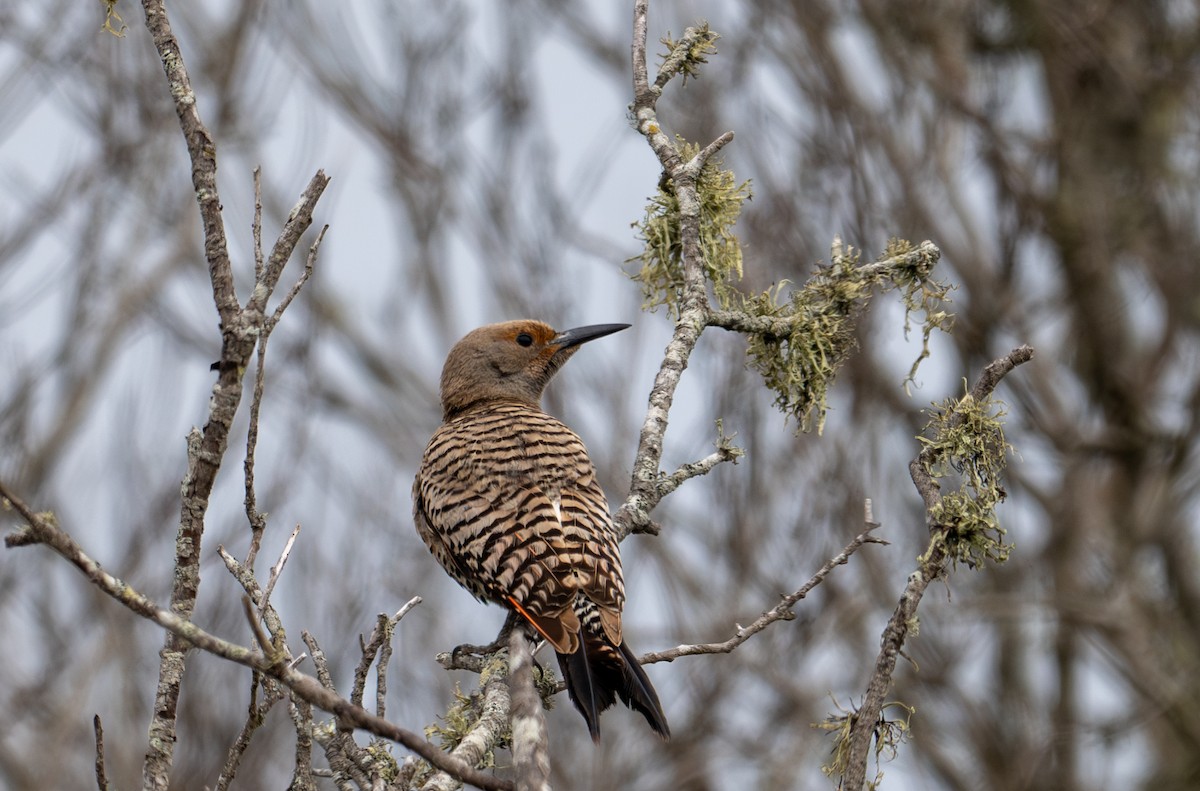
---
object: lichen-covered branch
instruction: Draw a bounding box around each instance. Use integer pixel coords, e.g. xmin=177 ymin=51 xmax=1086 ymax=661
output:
xmin=708 ymin=238 xmax=948 ymax=432
xmin=507 ymin=631 xmax=551 ymax=791
xmin=419 ymin=651 xmax=514 ymax=791
xmin=618 ymin=1 xmax=740 ymax=541
xmin=839 ymin=345 xmax=1034 ymax=789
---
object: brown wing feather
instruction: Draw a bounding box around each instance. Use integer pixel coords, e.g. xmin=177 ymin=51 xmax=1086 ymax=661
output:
xmin=412 ymin=403 xmax=626 ymax=651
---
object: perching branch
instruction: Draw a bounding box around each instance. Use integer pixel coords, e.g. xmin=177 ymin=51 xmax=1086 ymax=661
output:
xmin=507 ymin=631 xmax=551 ymax=791
xmin=421 ymin=652 xmax=513 ymax=791
xmin=840 ymin=345 xmax=1034 ymax=790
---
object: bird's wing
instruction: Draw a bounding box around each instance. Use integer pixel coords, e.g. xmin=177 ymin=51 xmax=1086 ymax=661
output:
xmin=413 ymin=408 xmax=626 ymax=651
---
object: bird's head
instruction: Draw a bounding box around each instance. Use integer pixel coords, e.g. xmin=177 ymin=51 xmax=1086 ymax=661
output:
xmin=438 ymin=320 xmax=630 ymax=420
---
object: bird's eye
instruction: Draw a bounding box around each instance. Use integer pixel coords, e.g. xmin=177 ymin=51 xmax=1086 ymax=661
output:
xmin=516 ymin=333 xmax=534 ymax=347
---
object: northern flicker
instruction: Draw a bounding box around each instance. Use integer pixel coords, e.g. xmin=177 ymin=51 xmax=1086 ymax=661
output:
xmin=412 ymin=320 xmax=669 ymax=741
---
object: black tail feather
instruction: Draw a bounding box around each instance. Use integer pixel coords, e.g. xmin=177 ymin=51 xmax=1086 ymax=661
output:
xmin=615 ymin=639 xmax=670 ymax=738
xmin=556 ymin=636 xmax=670 ymax=741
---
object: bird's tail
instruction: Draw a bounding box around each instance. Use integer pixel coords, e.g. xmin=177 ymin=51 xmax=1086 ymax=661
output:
xmin=557 ymin=634 xmax=670 ymax=742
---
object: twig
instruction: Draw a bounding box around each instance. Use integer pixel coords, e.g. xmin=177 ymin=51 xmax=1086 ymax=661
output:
xmin=253 ymin=167 xmax=264 ymax=281
xmin=288 ymin=696 xmax=317 ymax=791
xmin=242 ymin=595 xmax=276 ymax=657
xmin=260 ymin=523 xmax=301 ymax=615
xmin=508 ymin=631 xmax=551 ymax=791
xmin=215 ymin=672 xmax=285 ymax=791
xmin=270 ymin=223 xmax=326 ymax=325
xmin=245 ymin=221 xmax=327 ymax=569
xmin=842 ymin=345 xmax=1034 ymax=789
xmin=301 ymin=631 xmax=374 ymax=789
xmin=377 ymin=598 xmax=421 ymax=718
xmin=93 ymin=715 xmax=111 ymax=791
xmin=352 ymin=614 xmax=390 ymax=709
xmin=217 ymin=545 xmax=287 ymax=644
xmin=249 ymin=173 xmax=332 ymax=317
xmin=641 ymin=521 xmax=885 ymax=664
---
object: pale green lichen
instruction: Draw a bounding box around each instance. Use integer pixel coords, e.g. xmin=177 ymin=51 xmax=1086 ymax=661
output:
xmin=363 ymin=741 xmax=400 ymax=783
xmin=101 ymin=0 xmax=127 ymax=37
xmin=917 ymin=387 xmax=1014 ymax=568
xmin=741 ymin=239 xmax=951 ymax=433
xmin=630 ymin=139 xmax=751 ymax=316
xmin=658 ymin=23 xmax=720 ymax=86
xmin=418 ymin=650 xmax=512 ymax=783
xmin=815 ymin=697 xmax=914 ymax=789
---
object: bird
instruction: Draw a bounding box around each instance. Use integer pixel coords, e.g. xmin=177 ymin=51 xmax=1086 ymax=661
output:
xmin=412 ymin=320 xmax=669 ymax=741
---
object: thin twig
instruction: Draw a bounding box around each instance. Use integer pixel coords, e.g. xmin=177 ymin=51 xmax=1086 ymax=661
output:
xmin=352 ymin=614 xmax=390 ymax=709
xmin=260 ymin=523 xmax=301 ymax=615
xmin=301 ymin=631 xmax=373 ymax=789
xmin=253 ymin=167 xmax=264 ymax=281
xmin=217 ymin=545 xmax=287 ymax=643
xmin=270 ymin=224 xmax=326 ymax=325
xmin=377 ymin=598 xmax=421 ymax=718
xmin=244 ymin=335 xmax=269 ymax=568
xmin=641 ymin=522 xmax=885 ymax=664
xmin=93 ymin=715 xmax=111 ymax=791
xmin=288 ymin=696 xmax=317 ymax=791
xmin=215 ymin=673 xmax=285 ymax=791
xmin=248 ymin=173 xmax=331 ymax=316
xmin=244 ymin=217 xmax=327 ymax=570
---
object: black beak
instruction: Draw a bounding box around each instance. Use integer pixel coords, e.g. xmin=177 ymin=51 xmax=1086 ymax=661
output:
xmin=551 ymin=323 xmax=630 ymax=350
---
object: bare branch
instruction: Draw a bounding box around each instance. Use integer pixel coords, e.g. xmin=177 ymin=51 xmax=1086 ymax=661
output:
xmin=641 ymin=521 xmax=884 ymax=663
xmin=260 ymin=523 xmax=301 ymax=615
xmin=138 ymin=0 xmax=236 ymax=322
xmin=136 ymin=3 xmax=329 ymax=780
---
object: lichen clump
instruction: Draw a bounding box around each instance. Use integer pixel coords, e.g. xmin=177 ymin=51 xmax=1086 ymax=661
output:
xmin=918 ymin=388 xmax=1014 ymax=567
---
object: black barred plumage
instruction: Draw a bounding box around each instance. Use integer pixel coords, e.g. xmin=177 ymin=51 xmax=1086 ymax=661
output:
xmin=412 ymin=320 xmax=669 ymax=741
